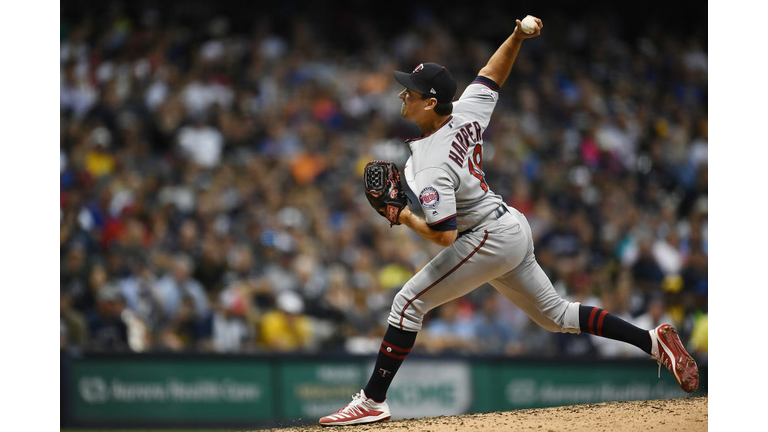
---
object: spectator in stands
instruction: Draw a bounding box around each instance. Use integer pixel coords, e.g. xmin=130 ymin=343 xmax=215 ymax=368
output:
xmin=60 ymin=243 xmax=92 ymax=311
xmin=342 ymin=288 xmax=380 ymax=337
xmin=211 ymin=286 xmax=255 ymax=353
xmin=117 ymin=258 xmax=165 ymax=336
xmin=688 ymin=312 xmax=708 ymax=358
xmin=158 ymin=294 xmax=213 ymax=351
xmin=259 ymin=290 xmax=313 ymax=352
xmin=192 ymin=234 xmax=227 ymax=294
xmin=473 ymin=292 xmax=524 ymax=355
xmin=85 ymin=283 xmax=130 ymax=351
xmin=422 ymin=299 xmax=478 ymax=355
xmin=155 ymin=254 xmax=211 ymax=322
xmin=634 ymin=295 xmax=675 ymax=333
xmin=61 ymin=289 xmax=88 ymax=349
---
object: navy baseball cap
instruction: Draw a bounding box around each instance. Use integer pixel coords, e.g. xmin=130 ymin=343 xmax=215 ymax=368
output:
xmin=394 ymin=62 xmax=457 ymax=104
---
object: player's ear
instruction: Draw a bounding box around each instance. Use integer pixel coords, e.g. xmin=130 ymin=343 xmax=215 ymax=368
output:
xmin=424 ymin=97 xmax=437 ymax=111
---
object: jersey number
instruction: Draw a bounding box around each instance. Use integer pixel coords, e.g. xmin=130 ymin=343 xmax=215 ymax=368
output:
xmin=468 ymin=145 xmax=489 ymax=192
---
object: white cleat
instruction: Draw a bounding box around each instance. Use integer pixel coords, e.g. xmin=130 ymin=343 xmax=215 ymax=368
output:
xmin=319 ymin=389 xmax=391 ymax=426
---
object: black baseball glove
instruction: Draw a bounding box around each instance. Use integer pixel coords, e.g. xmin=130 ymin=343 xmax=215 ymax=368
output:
xmin=363 ymin=160 xmax=409 ymax=226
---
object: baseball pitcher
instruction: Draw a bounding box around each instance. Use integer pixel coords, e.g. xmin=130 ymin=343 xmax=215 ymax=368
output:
xmin=320 ymin=15 xmax=698 ymax=426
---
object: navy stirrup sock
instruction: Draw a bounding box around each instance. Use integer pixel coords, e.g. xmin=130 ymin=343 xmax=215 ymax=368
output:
xmin=578 ymin=305 xmax=652 ymax=355
xmin=363 ymin=324 xmax=418 ymax=403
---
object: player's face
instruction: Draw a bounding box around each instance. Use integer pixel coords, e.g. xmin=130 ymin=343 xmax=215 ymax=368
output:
xmin=398 ymin=88 xmax=427 ymax=120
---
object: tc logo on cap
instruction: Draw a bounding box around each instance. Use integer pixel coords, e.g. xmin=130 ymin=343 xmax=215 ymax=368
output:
xmin=413 ymin=64 xmax=424 ymax=73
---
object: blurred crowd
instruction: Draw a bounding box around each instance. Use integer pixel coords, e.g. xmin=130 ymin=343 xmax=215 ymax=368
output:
xmin=60 ymin=1 xmax=707 ymax=361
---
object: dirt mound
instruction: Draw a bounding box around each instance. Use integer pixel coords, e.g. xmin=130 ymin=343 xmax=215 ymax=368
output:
xmin=258 ymin=396 xmax=707 ymax=432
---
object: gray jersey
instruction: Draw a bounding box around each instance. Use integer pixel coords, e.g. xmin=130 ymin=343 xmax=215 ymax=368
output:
xmin=391 ymin=76 xmax=582 ymax=336
xmin=403 ymin=79 xmax=505 ymax=233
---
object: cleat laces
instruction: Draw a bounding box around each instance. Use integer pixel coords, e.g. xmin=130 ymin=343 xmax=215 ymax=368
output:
xmin=656 ymin=351 xmax=672 ymax=378
xmin=337 ymin=392 xmax=368 ymax=415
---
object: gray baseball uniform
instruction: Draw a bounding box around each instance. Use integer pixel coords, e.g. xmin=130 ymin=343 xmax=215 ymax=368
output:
xmin=389 ymin=77 xmax=581 ymax=334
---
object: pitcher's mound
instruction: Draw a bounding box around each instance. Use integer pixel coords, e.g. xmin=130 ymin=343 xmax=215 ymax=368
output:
xmin=260 ymin=396 xmax=707 ymax=432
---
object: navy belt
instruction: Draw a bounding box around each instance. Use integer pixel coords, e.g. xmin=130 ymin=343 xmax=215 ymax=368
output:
xmin=458 ymin=205 xmax=509 ymax=238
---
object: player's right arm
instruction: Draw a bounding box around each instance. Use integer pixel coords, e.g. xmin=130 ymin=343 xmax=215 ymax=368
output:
xmin=477 ymin=16 xmax=543 ymax=88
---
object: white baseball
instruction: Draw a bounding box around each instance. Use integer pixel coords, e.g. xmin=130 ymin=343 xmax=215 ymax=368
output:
xmin=521 ymin=15 xmax=537 ymax=34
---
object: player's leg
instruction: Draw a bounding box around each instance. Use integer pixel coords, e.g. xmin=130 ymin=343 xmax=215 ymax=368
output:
xmin=368 ymin=229 xmax=522 ymax=401
xmin=491 ymin=208 xmax=698 ymax=392
xmin=490 ymin=256 xmax=699 ymax=392
xmin=320 ymin=229 xmax=520 ymax=426
xmin=489 ymin=262 xmax=650 ymax=350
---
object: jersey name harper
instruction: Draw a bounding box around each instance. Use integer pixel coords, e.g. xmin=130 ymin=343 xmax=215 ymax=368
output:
xmin=447 ymin=121 xmax=482 ymax=168
xmin=403 ymin=77 xmax=504 ymax=232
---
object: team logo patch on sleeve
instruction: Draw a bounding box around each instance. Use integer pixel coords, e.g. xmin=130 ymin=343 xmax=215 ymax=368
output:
xmin=419 ymin=187 xmax=440 ymax=209
xmin=481 ymin=87 xmax=499 ymax=100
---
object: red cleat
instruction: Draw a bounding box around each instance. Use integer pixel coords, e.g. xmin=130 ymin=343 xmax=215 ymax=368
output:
xmin=319 ymin=390 xmax=391 ymax=426
xmin=650 ymin=324 xmax=700 ymax=393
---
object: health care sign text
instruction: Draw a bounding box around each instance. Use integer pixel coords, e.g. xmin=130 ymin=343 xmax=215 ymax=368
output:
xmin=69 ymin=359 xmax=272 ymax=423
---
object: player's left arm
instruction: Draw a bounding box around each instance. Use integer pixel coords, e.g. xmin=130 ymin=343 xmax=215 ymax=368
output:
xmin=398 ymin=208 xmax=457 ymax=247
xmin=477 ymin=16 xmax=542 ymax=88
xmin=399 ymin=168 xmax=459 ymax=247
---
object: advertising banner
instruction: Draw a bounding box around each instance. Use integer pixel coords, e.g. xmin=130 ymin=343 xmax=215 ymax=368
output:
xmin=68 ymin=358 xmax=273 ymax=425
xmin=383 ymin=361 xmax=473 ymax=419
xmin=277 ymin=361 xmax=367 ymax=420
xmin=472 ymin=360 xmax=707 ymax=412
xmin=62 ymin=354 xmax=707 ymax=428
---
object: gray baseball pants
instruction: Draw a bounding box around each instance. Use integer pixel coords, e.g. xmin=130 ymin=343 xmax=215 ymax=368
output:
xmin=388 ymin=205 xmax=582 ymax=334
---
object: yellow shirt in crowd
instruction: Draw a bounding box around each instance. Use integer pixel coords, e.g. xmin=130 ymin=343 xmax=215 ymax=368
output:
xmin=259 ymin=310 xmax=313 ymax=351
